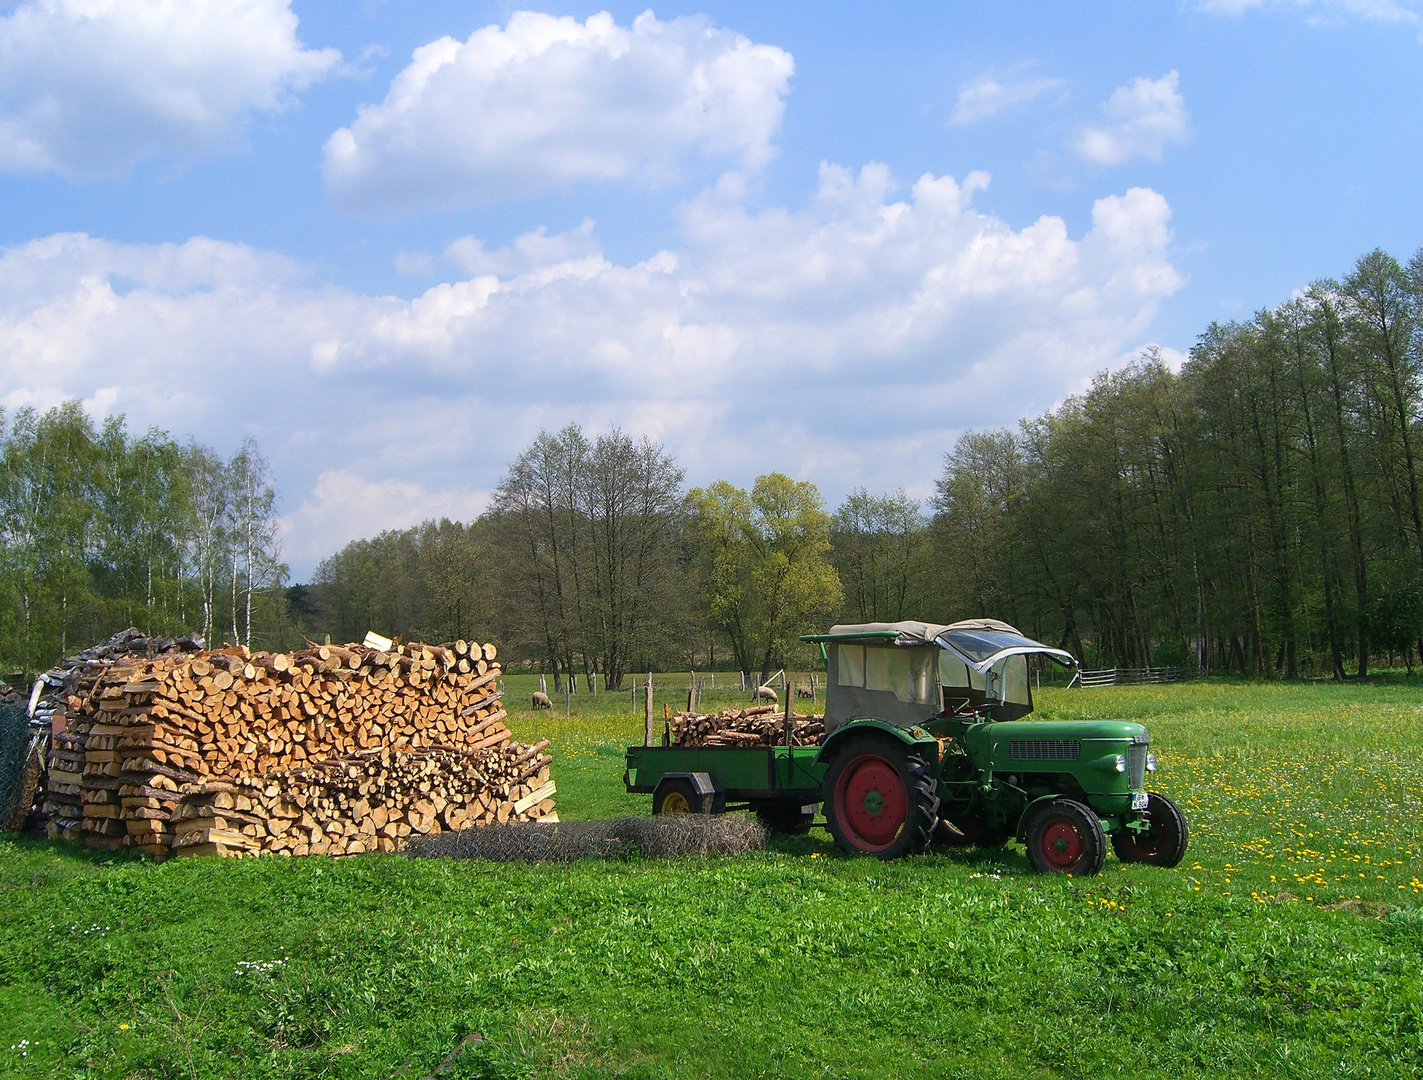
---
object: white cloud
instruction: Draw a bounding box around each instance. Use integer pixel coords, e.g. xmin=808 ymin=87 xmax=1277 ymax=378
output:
xmin=0 ymin=0 xmax=338 ymax=179
xmin=323 ymin=10 xmax=794 ymax=213
xmin=0 ymin=166 xmax=1182 ymax=575
xmin=281 ymin=471 xmax=490 ymax=572
xmin=1196 ymin=0 xmax=1421 ymax=28
xmin=950 ymin=64 xmax=1063 ymax=126
xmin=443 ymin=219 xmax=604 ymax=278
xmin=1072 ymin=72 xmax=1189 ymax=166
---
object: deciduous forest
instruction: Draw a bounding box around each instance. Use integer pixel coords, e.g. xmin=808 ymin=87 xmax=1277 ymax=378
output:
xmin=6 ymin=246 xmax=1423 ymax=682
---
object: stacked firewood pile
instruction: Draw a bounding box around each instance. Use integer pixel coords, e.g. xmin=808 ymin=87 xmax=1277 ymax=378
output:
xmin=43 ymin=637 xmax=555 ymax=857
xmin=38 ymin=628 xmax=205 ymax=842
xmin=172 ymin=740 xmax=554 ymax=857
xmin=669 ymin=705 xmax=825 ymax=748
xmin=32 ymin=628 xmax=204 ymax=731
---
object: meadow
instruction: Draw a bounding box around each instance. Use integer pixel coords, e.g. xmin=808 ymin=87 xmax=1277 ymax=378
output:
xmin=1 ymin=676 xmax=1420 ymax=1079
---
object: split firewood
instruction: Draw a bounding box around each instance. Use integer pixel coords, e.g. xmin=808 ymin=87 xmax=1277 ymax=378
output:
xmin=39 ymin=637 xmax=555 ymax=859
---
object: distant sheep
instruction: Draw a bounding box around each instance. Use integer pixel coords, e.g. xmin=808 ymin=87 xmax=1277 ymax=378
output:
xmin=754 ymin=685 xmax=778 ymax=703
xmin=532 ymin=691 xmax=553 ymax=709
xmin=795 ymin=684 xmax=814 ymax=700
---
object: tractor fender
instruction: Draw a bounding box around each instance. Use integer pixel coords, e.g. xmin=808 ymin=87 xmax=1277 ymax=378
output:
xmin=813 ymin=720 xmax=937 ymax=768
xmin=654 ymin=772 xmax=719 ymax=798
xmin=652 ymin=772 xmax=724 ymax=815
xmin=1015 ymin=794 xmax=1066 ymax=843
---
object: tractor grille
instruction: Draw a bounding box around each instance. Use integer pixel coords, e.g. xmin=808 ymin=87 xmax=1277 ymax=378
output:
xmin=1009 ymin=739 xmax=1081 ymax=761
xmin=1127 ymin=744 xmax=1148 ymax=788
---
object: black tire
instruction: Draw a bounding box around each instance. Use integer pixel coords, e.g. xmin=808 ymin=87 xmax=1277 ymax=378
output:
xmin=1112 ymin=792 xmax=1189 ymax=867
xmin=824 ymin=736 xmax=938 ymax=860
xmin=1025 ymin=798 xmax=1106 ymax=876
xmin=653 ymin=778 xmax=709 ymax=816
xmin=754 ymin=800 xmax=815 ymax=834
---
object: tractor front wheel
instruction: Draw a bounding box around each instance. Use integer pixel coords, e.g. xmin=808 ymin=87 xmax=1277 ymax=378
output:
xmin=1025 ymin=798 xmax=1106 ymax=876
xmin=824 ymin=737 xmax=938 ymax=860
xmin=1112 ymin=792 xmax=1189 ymax=867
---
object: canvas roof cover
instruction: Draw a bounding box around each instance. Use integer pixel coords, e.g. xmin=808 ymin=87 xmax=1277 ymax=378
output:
xmin=819 ymin=620 xmax=1076 ymax=673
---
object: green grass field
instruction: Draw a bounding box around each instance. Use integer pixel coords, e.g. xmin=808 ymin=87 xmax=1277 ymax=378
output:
xmin=2 ymin=677 xmax=1421 ymax=1079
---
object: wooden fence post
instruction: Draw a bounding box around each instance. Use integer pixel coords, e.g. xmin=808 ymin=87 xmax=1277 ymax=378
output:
xmin=784 ymin=674 xmax=793 ymax=748
xmin=644 ymin=672 xmax=654 ymax=746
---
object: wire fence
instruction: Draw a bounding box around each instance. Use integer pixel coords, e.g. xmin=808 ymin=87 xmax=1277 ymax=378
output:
xmin=1075 ymin=666 xmax=1185 ymax=688
xmin=0 ymin=701 xmax=38 ymax=829
xmin=407 ymin=815 xmax=767 ymax=862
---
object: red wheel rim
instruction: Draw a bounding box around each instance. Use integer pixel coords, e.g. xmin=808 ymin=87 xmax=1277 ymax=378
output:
xmin=1037 ymin=815 xmax=1085 ymax=870
xmin=834 ymin=753 xmax=908 ymax=851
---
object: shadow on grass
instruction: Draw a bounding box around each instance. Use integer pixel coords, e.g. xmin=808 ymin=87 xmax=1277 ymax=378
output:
xmin=762 ymin=825 xmax=1035 ymax=874
xmin=1 ymin=830 xmax=148 ymax=868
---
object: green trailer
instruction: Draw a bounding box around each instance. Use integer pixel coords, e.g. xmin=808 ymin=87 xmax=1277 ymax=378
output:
xmin=623 ymin=620 xmax=1189 ymax=875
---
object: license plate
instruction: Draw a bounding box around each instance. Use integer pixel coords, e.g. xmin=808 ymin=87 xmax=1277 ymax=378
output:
xmin=1131 ymin=791 xmax=1149 ymax=810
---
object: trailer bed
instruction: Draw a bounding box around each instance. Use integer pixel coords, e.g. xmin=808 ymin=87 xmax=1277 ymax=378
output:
xmin=625 ymin=744 xmax=828 ymax=803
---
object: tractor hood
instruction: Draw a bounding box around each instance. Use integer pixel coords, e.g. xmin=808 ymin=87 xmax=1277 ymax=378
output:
xmin=963 ymin=718 xmax=1146 ymax=745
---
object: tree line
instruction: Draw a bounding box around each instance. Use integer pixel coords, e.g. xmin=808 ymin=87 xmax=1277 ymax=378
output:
xmin=303 ymin=245 xmax=1423 ymax=682
xmin=8 ymin=244 xmax=1421 ymax=681
xmin=0 ymin=403 xmax=286 ymax=675
xmin=936 ymin=247 xmax=1423 ymax=677
xmin=299 ymin=432 xmax=885 ymax=690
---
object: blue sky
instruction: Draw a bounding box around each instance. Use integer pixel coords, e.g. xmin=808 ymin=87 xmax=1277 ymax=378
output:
xmin=2 ymin=1 xmax=1421 ymax=574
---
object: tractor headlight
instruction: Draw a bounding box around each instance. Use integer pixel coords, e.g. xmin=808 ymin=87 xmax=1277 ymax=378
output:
xmin=1146 ymin=752 xmax=1157 ymax=772
xmin=1114 ymin=754 xmax=1127 ymax=774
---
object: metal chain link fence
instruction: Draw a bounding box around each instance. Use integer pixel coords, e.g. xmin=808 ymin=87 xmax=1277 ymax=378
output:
xmin=0 ymin=701 xmax=39 ymax=830
xmin=406 ymin=815 xmax=767 ymax=862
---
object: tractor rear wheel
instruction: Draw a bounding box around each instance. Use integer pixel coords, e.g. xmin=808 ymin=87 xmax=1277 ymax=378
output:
xmin=1112 ymin=792 xmax=1189 ymax=867
xmin=1025 ymin=798 xmax=1106 ymax=876
xmin=824 ymin=737 xmax=938 ymax=860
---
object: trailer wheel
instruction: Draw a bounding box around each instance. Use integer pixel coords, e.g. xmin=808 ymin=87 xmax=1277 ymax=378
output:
xmin=754 ymin=801 xmax=814 ymax=834
xmin=824 ymin=737 xmax=938 ymax=859
xmin=653 ymin=778 xmax=710 ymax=816
xmin=1025 ymin=798 xmax=1106 ymax=876
xmin=1112 ymin=792 xmax=1188 ymax=867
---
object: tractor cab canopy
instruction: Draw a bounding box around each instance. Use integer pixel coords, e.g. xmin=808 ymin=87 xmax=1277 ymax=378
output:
xmin=802 ymin=620 xmax=1077 ymax=731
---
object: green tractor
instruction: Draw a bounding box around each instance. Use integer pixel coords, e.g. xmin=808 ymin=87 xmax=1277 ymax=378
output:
xmin=624 ymin=620 xmax=1188 ymax=875
xmin=807 ymin=620 xmax=1187 ymax=872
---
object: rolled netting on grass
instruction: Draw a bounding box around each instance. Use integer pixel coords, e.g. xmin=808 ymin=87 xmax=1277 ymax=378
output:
xmin=406 ymin=815 xmax=767 ymax=862
xmin=0 ymin=702 xmax=36 ymax=829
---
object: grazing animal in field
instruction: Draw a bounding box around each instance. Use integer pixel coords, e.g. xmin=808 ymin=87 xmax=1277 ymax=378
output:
xmin=754 ymin=685 xmax=778 ymax=703
xmin=795 ymin=684 xmax=814 ymax=700
xmin=532 ymin=691 xmax=553 ymax=709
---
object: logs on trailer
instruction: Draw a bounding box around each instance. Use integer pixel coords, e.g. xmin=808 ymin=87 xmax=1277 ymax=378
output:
xmin=39 ymin=636 xmax=556 ymax=858
xmin=668 ymin=705 xmax=825 ymax=748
